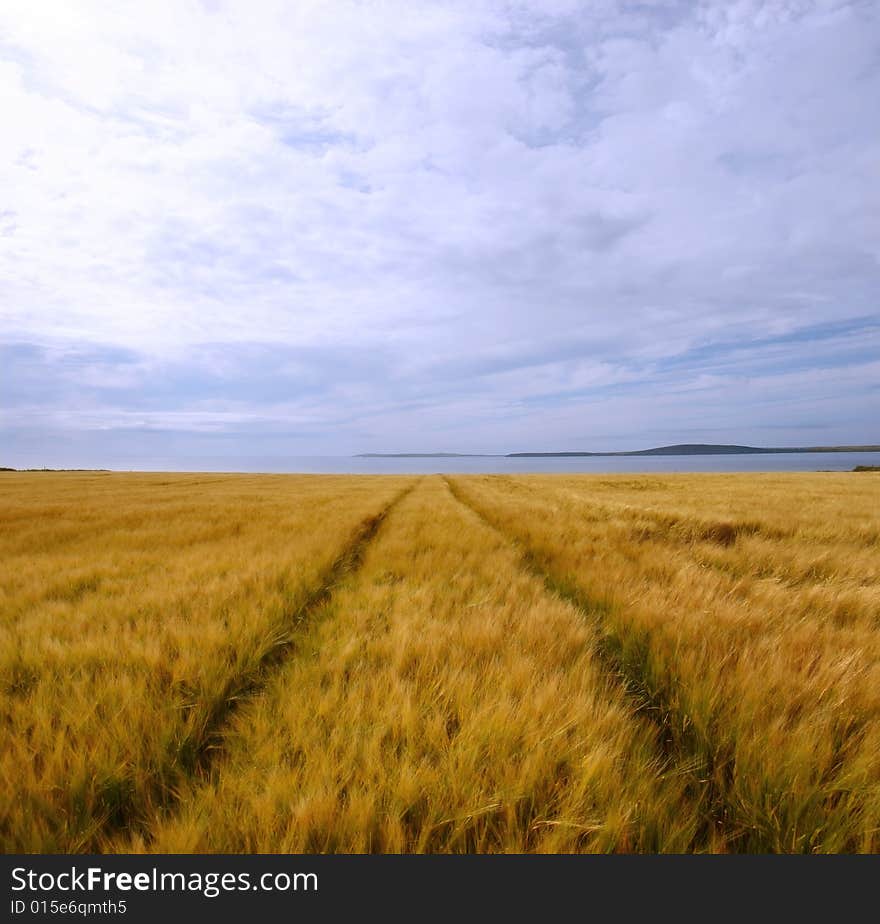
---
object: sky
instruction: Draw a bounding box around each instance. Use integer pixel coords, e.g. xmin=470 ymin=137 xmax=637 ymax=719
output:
xmin=1 ymin=0 xmax=878 ymax=468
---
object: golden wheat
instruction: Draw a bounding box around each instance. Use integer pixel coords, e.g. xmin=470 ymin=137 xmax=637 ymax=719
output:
xmin=2 ymin=470 xmax=877 ymax=853
xmin=144 ymin=477 xmax=697 ymax=853
xmin=447 ymin=472 xmax=880 ymax=852
xmin=0 ymin=472 xmax=411 ymax=851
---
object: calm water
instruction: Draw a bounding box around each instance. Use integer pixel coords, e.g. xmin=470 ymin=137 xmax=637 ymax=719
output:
xmin=147 ymin=451 xmax=880 ymax=474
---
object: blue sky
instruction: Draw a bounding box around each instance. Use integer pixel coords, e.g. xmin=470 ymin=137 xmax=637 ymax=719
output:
xmin=1 ymin=0 xmax=878 ymax=467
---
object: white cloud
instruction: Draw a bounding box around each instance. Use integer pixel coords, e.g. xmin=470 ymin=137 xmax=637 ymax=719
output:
xmin=1 ymin=0 xmax=878 ymax=460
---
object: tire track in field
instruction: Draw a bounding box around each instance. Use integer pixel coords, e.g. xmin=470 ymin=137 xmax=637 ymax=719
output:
xmin=443 ymin=476 xmax=733 ymax=852
xmin=176 ymin=481 xmax=418 ymax=780
xmin=107 ymin=480 xmax=418 ymax=847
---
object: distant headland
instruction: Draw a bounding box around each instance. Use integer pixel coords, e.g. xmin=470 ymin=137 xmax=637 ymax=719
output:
xmin=358 ymin=443 xmax=880 ymax=458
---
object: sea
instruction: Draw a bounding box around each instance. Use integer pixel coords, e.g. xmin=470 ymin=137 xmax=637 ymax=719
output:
xmin=138 ymin=451 xmax=880 ymax=475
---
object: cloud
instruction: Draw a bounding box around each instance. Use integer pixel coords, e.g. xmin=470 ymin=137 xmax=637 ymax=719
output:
xmin=1 ymin=0 xmax=878 ymax=464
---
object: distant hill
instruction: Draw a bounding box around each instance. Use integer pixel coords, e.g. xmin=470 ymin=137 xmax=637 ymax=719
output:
xmin=358 ymin=444 xmax=880 ymax=458
xmin=507 ymin=444 xmax=880 ymax=457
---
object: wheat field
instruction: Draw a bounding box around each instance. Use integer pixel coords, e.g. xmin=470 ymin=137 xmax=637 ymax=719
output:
xmin=2 ymin=470 xmax=878 ymax=853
